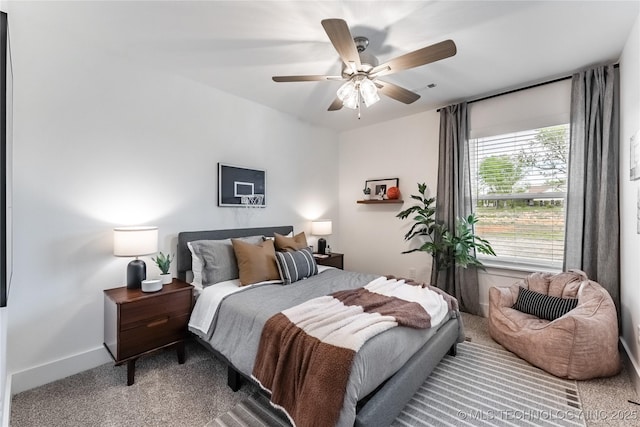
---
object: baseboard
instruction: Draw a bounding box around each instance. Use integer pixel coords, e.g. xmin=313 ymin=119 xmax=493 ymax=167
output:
xmin=479 ymin=302 xmax=489 ymax=318
xmin=620 ymin=337 xmax=640 ymax=399
xmin=10 ymin=346 xmax=111 ymax=395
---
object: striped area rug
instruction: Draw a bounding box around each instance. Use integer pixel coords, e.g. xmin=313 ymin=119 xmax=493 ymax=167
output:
xmin=210 ymin=341 xmax=585 ymax=427
xmin=207 ymin=392 xmax=290 ymax=427
xmin=392 ymin=341 xmax=585 ymax=427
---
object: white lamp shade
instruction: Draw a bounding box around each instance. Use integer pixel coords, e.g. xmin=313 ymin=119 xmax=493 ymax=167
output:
xmin=311 ymin=220 xmax=332 ymax=236
xmin=113 ymin=226 xmax=158 ymax=257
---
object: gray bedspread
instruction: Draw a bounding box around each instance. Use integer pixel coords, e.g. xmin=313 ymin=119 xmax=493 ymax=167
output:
xmin=189 ymin=268 xmax=462 ymax=426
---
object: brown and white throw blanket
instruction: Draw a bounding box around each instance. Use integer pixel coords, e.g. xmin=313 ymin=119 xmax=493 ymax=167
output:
xmin=251 ymin=276 xmax=450 ymax=427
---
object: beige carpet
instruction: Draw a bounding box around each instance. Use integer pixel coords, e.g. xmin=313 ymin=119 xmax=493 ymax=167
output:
xmin=10 ymin=313 xmax=639 ymax=427
xmin=10 ymin=343 xmax=257 ymax=426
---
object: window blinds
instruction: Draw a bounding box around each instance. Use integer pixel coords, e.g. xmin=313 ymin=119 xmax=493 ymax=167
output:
xmin=470 ymin=125 xmax=569 ymax=267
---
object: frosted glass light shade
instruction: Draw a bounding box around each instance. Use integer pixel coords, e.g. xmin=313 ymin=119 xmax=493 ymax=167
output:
xmin=113 ymin=226 xmax=158 ymax=257
xmin=360 ymin=78 xmax=380 ymax=107
xmin=337 ymin=80 xmax=359 ymax=110
xmin=311 ymin=220 xmax=332 ymax=236
xmin=337 ymin=80 xmax=356 ymax=101
xmin=342 ymin=90 xmax=359 ymax=109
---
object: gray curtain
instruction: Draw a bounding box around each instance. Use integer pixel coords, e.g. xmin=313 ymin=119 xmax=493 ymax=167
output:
xmin=432 ymin=102 xmax=480 ymax=315
xmin=564 ymin=64 xmax=620 ymax=310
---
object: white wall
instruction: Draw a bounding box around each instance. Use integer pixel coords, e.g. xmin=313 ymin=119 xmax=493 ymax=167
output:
xmin=338 ymin=110 xmax=440 ymax=281
xmin=0 ymin=307 xmax=5 ymax=426
xmin=6 ymin=4 xmax=338 ymax=393
xmin=619 ymin=12 xmax=640 ymax=396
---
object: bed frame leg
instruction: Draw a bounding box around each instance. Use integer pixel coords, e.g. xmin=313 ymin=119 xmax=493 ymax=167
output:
xmin=448 ymin=343 xmax=457 ymax=357
xmin=227 ymin=365 xmax=243 ymax=391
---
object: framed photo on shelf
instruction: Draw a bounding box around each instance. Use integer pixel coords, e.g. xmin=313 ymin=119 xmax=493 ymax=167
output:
xmin=365 ymin=178 xmax=399 ymax=199
xmin=218 ymin=163 xmax=266 ymax=207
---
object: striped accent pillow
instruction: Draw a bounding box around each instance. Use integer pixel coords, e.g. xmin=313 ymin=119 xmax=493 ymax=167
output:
xmin=512 ymin=286 xmax=579 ymax=321
xmin=275 ymin=246 xmax=318 ymax=285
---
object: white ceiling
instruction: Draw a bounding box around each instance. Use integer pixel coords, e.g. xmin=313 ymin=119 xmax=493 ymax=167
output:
xmin=15 ymin=1 xmax=640 ymax=131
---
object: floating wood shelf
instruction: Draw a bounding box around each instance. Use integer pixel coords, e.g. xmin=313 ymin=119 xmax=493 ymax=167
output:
xmin=356 ymin=199 xmax=404 ymax=204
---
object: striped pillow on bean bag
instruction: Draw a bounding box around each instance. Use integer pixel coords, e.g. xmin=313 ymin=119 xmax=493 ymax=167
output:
xmin=512 ymin=286 xmax=579 ymax=321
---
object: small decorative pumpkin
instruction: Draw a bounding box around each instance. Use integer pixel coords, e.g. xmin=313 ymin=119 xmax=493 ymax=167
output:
xmin=387 ymin=186 xmax=400 ymax=199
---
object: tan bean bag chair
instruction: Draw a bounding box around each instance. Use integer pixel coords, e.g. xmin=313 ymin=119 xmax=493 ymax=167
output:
xmin=488 ymin=269 xmax=620 ymax=380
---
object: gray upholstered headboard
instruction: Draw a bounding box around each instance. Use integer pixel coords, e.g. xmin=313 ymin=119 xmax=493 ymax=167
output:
xmin=176 ymin=225 xmax=294 ymax=281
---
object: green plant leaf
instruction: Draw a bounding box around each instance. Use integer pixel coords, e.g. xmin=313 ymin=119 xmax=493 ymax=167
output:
xmin=397 ymin=182 xmax=496 ymax=274
xmin=152 ymin=251 xmax=174 ymax=274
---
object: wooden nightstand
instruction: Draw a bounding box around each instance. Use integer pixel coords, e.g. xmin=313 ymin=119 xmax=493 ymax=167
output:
xmin=314 ymin=252 xmax=344 ymax=269
xmin=103 ymin=279 xmax=193 ymax=386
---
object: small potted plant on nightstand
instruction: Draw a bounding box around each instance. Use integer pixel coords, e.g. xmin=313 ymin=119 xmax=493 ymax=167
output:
xmin=152 ymin=252 xmax=174 ymax=285
xmin=363 ymin=186 xmax=371 ymax=200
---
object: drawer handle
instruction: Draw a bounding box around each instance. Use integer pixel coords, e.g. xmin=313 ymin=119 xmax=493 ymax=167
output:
xmin=147 ymin=317 xmax=169 ymax=328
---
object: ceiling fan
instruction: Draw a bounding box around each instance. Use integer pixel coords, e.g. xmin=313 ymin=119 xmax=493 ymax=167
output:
xmin=272 ymin=19 xmax=457 ymax=115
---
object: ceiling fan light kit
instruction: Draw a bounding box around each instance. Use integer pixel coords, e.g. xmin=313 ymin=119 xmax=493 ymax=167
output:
xmin=337 ymin=75 xmax=380 ymax=110
xmin=272 ymin=18 xmax=456 ymax=117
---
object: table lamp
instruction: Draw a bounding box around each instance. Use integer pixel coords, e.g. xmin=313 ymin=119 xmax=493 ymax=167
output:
xmin=311 ymin=219 xmax=332 ymax=255
xmin=114 ymin=226 xmax=158 ymax=289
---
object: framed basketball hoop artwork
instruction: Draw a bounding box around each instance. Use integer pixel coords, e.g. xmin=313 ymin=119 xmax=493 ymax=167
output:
xmin=218 ymin=163 xmax=266 ymax=207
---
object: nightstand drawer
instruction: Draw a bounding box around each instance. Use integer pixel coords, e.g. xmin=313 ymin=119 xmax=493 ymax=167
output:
xmin=119 ymin=313 xmax=190 ymax=359
xmin=120 ymin=291 xmax=191 ymax=331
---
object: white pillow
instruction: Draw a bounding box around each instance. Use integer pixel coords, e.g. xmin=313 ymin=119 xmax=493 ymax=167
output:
xmin=187 ymin=241 xmax=203 ymax=288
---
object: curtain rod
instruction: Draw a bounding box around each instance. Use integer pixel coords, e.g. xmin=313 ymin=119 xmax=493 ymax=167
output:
xmin=436 ymin=63 xmax=619 ymax=112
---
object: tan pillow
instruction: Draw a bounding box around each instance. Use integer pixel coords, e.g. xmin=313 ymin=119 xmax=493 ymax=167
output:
xmin=231 ymin=238 xmax=280 ymax=286
xmin=274 ymin=231 xmax=308 ymax=251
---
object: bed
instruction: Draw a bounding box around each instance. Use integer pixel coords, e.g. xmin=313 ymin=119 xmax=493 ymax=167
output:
xmin=177 ymin=226 xmax=464 ymax=427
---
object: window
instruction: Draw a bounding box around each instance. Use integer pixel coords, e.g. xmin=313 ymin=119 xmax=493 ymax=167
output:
xmin=470 ymin=124 xmax=569 ymax=269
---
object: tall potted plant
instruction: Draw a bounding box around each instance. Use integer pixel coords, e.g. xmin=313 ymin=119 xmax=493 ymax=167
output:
xmin=397 ymin=183 xmax=496 ymax=286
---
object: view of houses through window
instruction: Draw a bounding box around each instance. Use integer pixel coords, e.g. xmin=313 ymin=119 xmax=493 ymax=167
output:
xmin=470 ymin=124 xmax=570 ymax=268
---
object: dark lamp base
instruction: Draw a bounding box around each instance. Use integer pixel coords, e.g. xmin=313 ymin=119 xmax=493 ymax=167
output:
xmin=317 ymin=238 xmax=327 ymax=255
xmin=127 ymin=259 xmax=147 ymax=289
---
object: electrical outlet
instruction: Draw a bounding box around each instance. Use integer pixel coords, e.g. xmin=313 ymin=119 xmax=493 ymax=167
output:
xmin=408 ymin=267 xmax=416 ymax=280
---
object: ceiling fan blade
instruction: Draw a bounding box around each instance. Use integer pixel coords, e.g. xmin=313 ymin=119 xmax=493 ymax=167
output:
xmin=273 ymin=75 xmax=343 ymax=82
xmin=371 ymin=39 xmax=456 ymax=77
xmin=321 ymin=18 xmax=361 ymax=72
xmin=328 ymin=97 xmax=343 ymax=111
xmin=376 ymin=80 xmax=421 ymax=104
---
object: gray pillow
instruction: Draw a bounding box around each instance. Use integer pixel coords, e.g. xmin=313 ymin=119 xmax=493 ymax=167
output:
xmin=189 ymin=235 xmax=264 ymax=287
